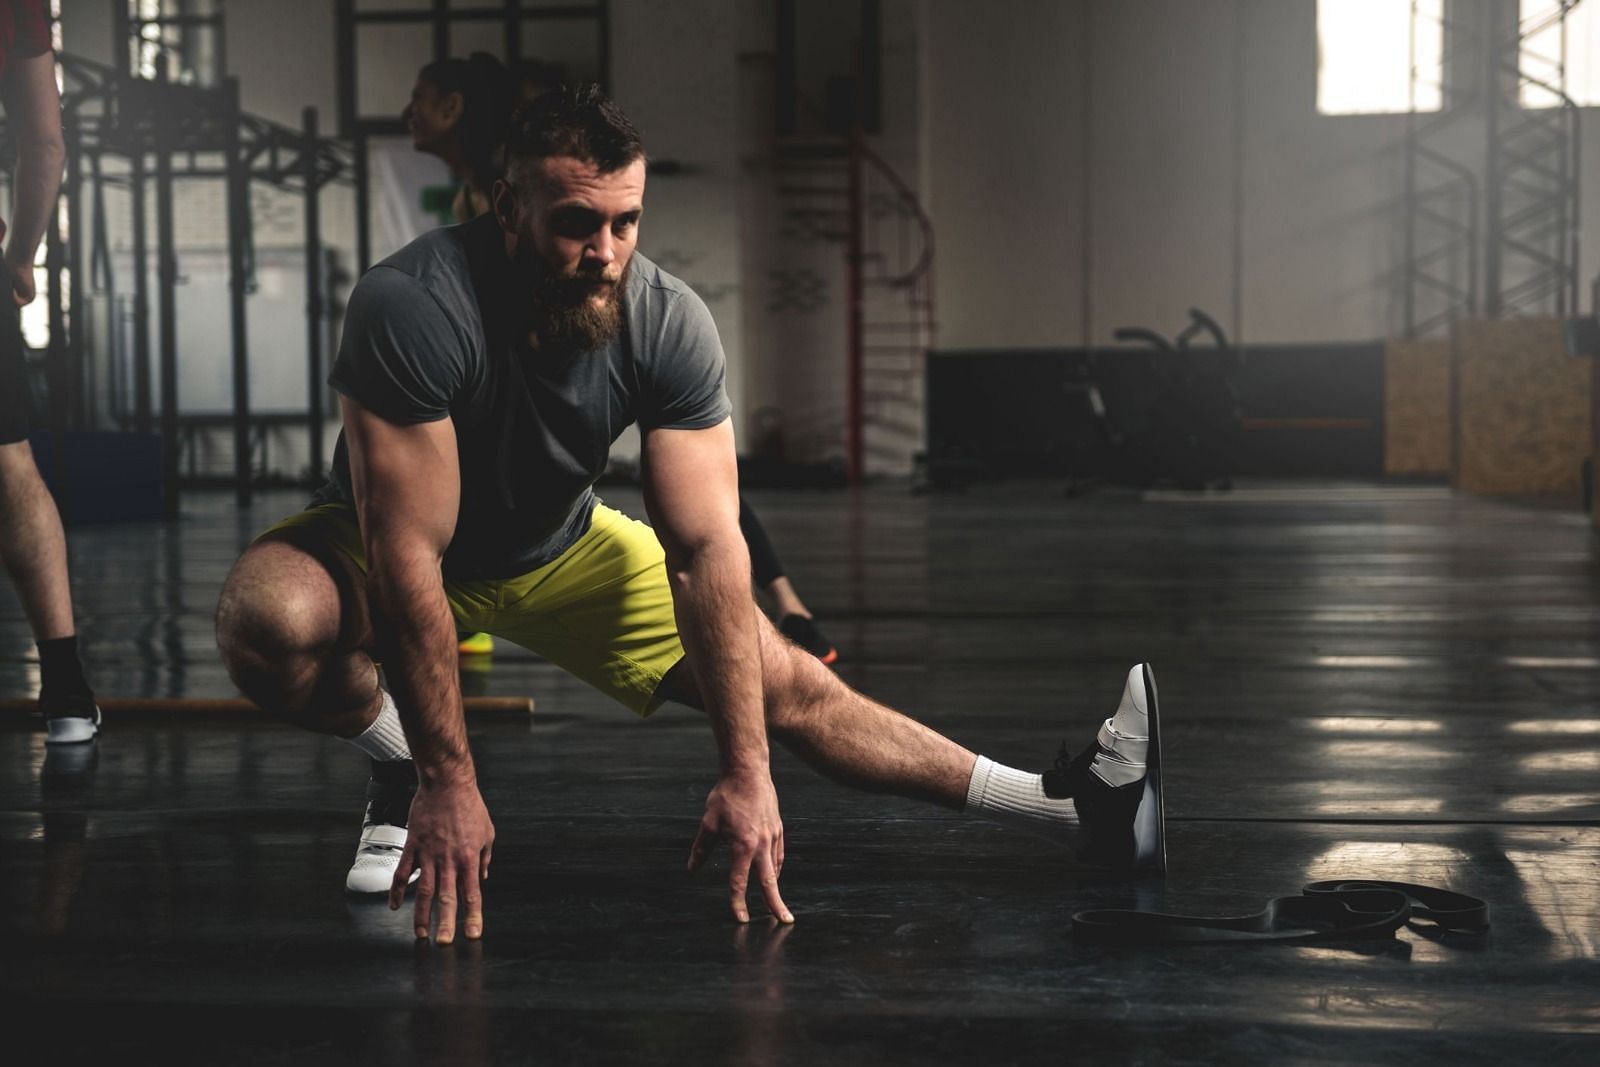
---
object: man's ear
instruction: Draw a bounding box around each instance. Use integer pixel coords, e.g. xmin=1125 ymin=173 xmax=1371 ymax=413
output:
xmin=491 ymin=178 xmax=517 ymax=232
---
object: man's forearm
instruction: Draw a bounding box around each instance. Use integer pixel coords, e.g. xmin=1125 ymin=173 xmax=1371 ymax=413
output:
xmin=668 ymin=540 xmax=769 ymax=775
xmin=366 ymin=549 xmax=474 ymax=785
xmin=4 ymin=138 xmax=64 ymax=272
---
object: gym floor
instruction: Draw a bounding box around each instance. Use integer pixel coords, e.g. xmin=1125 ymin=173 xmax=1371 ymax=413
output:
xmin=2 ymin=482 xmax=1597 ymax=1064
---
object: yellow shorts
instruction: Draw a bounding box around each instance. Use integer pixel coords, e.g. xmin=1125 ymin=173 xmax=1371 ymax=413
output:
xmin=258 ymin=501 xmax=685 ymax=716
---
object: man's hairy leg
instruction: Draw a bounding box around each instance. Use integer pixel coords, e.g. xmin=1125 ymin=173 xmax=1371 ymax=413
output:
xmin=218 ymin=534 xmax=424 ymax=901
xmin=664 ymin=613 xmax=1130 ymax=857
xmin=216 ymin=537 xmax=383 ymax=738
xmin=0 ymin=441 xmax=75 ymax=640
xmin=661 ymin=613 xmax=976 ymax=809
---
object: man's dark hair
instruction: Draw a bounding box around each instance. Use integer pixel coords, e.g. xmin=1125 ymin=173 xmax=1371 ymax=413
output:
xmin=505 ymin=83 xmax=645 ymax=174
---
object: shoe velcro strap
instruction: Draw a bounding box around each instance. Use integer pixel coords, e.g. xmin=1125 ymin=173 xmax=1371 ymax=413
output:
xmin=360 ymin=824 xmax=409 ymax=850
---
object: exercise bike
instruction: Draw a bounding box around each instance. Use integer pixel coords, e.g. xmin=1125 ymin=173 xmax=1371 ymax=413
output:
xmin=1095 ymin=307 xmax=1241 ymax=491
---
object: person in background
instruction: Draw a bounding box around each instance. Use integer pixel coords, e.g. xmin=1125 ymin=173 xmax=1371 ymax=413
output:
xmin=403 ymin=53 xmax=514 ymax=657
xmin=740 ymin=499 xmax=836 ymax=663
xmin=403 ymin=52 xmax=514 ymax=230
xmin=0 ymin=0 xmax=99 ymax=743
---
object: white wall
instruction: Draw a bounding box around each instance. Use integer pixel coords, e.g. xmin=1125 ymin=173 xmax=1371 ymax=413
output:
xmin=609 ymin=0 xmax=745 ymax=462
xmin=1089 ymin=0 xmax=1238 ymax=343
xmin=1238 ymin=0 xmax=1405 ymax=342
xmin=922 ymin=0 xmax=1087 ymax=348
xmin=228 ymin=0 xmax=338 ymax=127
xmin=925 ymin=0 xmax=1600 ymax=349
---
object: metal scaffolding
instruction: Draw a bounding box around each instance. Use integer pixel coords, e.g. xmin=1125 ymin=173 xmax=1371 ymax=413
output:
xmin=1403 ymin=0 xmax=1584 ymax=334
xmin=116 ymin=0 xmax=226 ymax=86
xmin=1403 ymin=0 xmax=1481 ymax=338
xmin=1485 ymin=0 xmax=1583 ymax=318
xmin=1 ymin=8 xmax=358 ymax=513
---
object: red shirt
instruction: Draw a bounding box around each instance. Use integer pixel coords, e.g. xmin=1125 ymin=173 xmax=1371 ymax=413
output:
xmin=0 ymin=0 xmax=50 ymax=239
xmin=0 ymin=0 xmax=51 ymax=82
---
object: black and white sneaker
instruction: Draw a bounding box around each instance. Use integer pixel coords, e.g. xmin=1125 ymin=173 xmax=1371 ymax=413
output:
xmin=43 ymin=695 xmax=101 ymax=745
xmin=346 ymin=758 xmax=420 ymax=894
xmin=1042 ymin=664 xmax=1166 ymax=875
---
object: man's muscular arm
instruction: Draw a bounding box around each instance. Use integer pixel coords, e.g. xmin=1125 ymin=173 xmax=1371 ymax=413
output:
xmin=341 ymin=395 xmax=493 ymax=944
xmin=642 ymin=418 xmax=792 ymax=924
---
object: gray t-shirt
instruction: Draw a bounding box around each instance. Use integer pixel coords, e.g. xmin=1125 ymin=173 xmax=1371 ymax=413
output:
xmin=319 ymin=214 xmax=731 ymax=580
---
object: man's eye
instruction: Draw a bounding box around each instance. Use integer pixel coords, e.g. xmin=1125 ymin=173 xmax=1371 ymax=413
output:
xmin=551 ymin=210 xmax=599 ymax=237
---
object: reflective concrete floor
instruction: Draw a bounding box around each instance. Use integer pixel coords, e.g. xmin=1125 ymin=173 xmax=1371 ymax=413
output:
xmin=3 ymin=483 xmax=1598 ymax=1064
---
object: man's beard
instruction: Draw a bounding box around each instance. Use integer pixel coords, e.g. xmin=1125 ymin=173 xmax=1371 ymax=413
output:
xmin=519 ymin=250 xmax=629 ymax=352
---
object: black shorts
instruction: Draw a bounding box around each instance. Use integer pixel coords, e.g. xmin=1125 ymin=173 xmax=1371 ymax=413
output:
xmin=0 ymin=299 xmax=34 ymax=445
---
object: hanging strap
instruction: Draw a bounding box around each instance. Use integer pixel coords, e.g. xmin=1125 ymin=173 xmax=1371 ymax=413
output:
xmin=89 ymin=152 xmax=114 ymax=294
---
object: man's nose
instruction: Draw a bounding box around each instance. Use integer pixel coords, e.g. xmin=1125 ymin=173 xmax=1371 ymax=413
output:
xmin=585 ymin=228 xmax=616 ymax=266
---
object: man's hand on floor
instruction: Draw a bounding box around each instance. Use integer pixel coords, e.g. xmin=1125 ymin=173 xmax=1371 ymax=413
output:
xmin=391 ymin=778 xmax=495 ymax=943
xmin=689 ymin=769 xmax=794 ymax=924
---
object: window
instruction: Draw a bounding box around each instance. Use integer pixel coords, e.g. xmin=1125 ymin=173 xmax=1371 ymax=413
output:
xmin=133 ymin=0 xmax=224 ymax=87
xmin=1317 ymin=0 xmax=1443 ymax=115
xmin=1521 ymin=0 xmax=1600 ymax=108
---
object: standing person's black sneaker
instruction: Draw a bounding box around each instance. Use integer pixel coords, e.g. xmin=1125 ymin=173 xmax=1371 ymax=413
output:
xmin=42 ymin=694 xmax=100 ymax=745
xmin=1042 ymin=664 xmax=1166 ymax=873
xmin=37 ymin=635 xmax=99 ymax=745
xmin=779 ymin=613 xmax=839 ymax=665
xmin=346 ymin=758 xmax=420 ymax=894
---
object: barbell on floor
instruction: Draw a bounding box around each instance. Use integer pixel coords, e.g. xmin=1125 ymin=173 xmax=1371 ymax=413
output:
xmin=0 ymin=696 xmax=535 ymax=716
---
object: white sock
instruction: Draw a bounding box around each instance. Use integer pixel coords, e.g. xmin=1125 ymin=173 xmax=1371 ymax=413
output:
xmin=964 ymin=756 xmax=1078 ymax=843
xmin=342 ymin=690 xmax=412 ymax=762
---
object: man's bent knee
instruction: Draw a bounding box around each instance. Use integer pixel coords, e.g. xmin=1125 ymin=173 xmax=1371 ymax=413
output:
xmin=661 ymin=615 xmax=840 ymax=731
xmin=216 ymin=541 xmax=355 ymax=724
xmin=218 ymin=545 xmax=333 ymax=654
xmin=759 ymin=618 xmax=839 ymax=733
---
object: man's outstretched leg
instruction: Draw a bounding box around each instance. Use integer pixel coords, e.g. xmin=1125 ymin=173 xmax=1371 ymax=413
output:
xmin=0 ymin=440 xmax=99 ymax=744
xmin=666 ymin=615 xmax=1164 ymax=873
xmin=215 ymin=531 xmax=420 ymax=893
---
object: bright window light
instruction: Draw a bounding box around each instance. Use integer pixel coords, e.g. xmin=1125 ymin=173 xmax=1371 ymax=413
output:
xmin=1521 ymin=0 xmax=1600 ymax=107
xmin=1318 ymin=0 xmax=1443 ymax=115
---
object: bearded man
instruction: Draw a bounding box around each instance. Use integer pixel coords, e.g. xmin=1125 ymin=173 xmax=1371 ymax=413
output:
xmin=215 ymin=86 xmax=1164 ymax=944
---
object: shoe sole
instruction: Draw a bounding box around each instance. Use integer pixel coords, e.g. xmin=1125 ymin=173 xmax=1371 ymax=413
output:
xmin=346 ymin=867 xmax=421 ymax=895
xmin=46 ymin=715 xmax=100 ymax=745
xmin=1130 ymin=664 xmax=1167 ymax=875
xmin=458 ymin=634 xmax=494 ymax=656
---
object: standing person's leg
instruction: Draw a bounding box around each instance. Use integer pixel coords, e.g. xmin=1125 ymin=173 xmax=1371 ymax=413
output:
xmin=0 ymin=300 xmax=97 ymax=743
xmin=0 ymin=442 xmax=72 ymax=639
xmin=215 ymin=504 xmax=421 ymax=893
xmin=739 ymin=494 xmax=838 ymax=664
